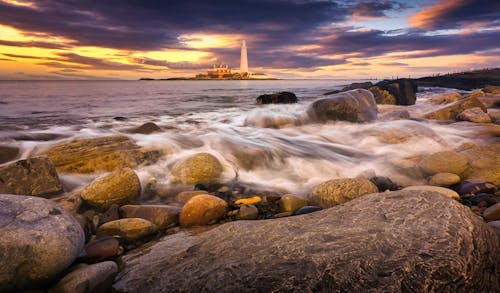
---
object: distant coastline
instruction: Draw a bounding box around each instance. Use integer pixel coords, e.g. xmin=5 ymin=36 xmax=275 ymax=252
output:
xmin=139 ymin=77 xmax=279 ymax=81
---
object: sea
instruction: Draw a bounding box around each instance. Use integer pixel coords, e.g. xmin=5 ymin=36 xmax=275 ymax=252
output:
xmin=0 ymin=80 xmax=484 ymax=197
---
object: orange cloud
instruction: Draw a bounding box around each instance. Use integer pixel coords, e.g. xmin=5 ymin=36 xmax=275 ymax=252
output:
xmin=409 ymin=0 xmax=464 ymax=29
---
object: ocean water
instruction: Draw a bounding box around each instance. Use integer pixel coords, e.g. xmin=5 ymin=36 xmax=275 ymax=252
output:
xmin=0 ymin=80 xmax=482 ymax=197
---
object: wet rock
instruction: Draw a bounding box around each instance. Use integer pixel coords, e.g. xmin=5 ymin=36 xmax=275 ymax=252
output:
xmin=176 ymin=190 xmax=208 ymax=203
xmin=428 ymin=172 xmax=461 ymax=186
xmin=98 ymin=204 xmax=120 ymax=225
xmin=235 ymin=196 xmax=262 ymax=205
xmin=273 ymin=211 xmax=293 ymax=218
xmin=13 ymin=132 xmax=68 ymax=141
xmin=402 ymin=185 xmax=460 ymax=200
xmin=0 ymin=157 xmax=63 ymax=197
xmin=366 ymin=120 xmax=440 ymax=144
xmin=487 ymin=221 xmax=500 ymax=237
xmin=80 ymin=237 xmax=123 ymax=262
xmin=81 ymin=168 xmax=141 ymax=209
xmin=236 ymin=204 xmax=259 ymax=220
xmin=456 ymin=107 xmax=492 ymax=123
xmin=96 ymin=218 xmax=158 ymax=241
xmin=179 ymin=194 xmax=227 ymax=227
xmin=378 ymin=110 xmax=411 ymax=121
xmin=460 ymin=144 xmax=500 ymax=184
xmin=171 ymin=153 xmax=223 ymax=184
xmin=369 ymin=86 xmax=396 ymax=105
xmin=457 ymin=179 xmax=497 ymax=195
xmin=428 ymin=92 xmax=462 ymax=105
xmin=51 ymin=190 xmax=82 ymax=213
xmin=128 ymin=122 xmax=162 ymax=134
xmin=279 ymin=194 xmax=308 ymax=213
xmin=50 ymin=261 xmax=118 ymax=293
xmin=293 ymin=205 xmax=321 ymax=215
xmin=369 ymin=176 xmax=398 ymax=191
xmin=418 ymin=151 xmax=468 ymax=176
xmin=483 ymin=85 xmax=500 ymax=95
xmin=310 ymin=178 xmax=378 ymax=208
xmin=463 ymin=194 xmax=497 ymax=208
xmin=114 ymin=116 xmax=128 ymax=121
xmin=464 ymin=90 xmax=485 ymax=99
xmin=256 ymin=91 xmax=298 ymax=104
xmin=307 ymin=89 xmax=377 ymax=123
xmin=374 ymin=79 xmax=417 ymax=105
xmin=0 ymin=145 xmax=19 ymax=164
xmin=114 ymin=190 xmax=500 ymax=292
xmin=484 ymin=203 xmax=500 ymax=221
xmin=120 ymin=205 xmax=181 ymax=228
xmin=42 ymin=135 xmax=160 ymax=173
xmin=0 ymin=194 xmax=84 ymax=291
xmin=423 ymin=96 xmax=487 ymax=120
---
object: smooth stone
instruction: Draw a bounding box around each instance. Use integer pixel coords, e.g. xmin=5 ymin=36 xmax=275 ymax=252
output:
xmin=128 ymin=122 xmax=162 ymax=134
xmin=98 ymin=204 xmax=120 ymax=225
xmin=176 ymin=190 xmax=208 ymax=203
xmin=0 ymin=157 xmax=63 ymax=197
xmin=81 ymin=168 xmax=141 ymax=209
xmin=368 ymin=86 xmax=396 ymax=105
xmin=428 ymin=92 xmax=462 ymax=105
xmin=293 ymin=205 xmax=321 ymax=215
xmin=96 ymin=218 xmax=158 ymax=241
xmin=456 ymin=107 xmax=492 ymax=123
xmin=464 ymin=194 xmax=497 ymax=208
xmin=310 ymin=178 xmax=379 ymax=208
xmin=179 ymin=194 xmax=228 ymax=227
xmin=171 ymin=153 xmax=223 ymax=184
xmin=51 ymin=190 xmax=82 ymax=213
xmin=273 ymin=211 xmax=293 ymax=218
xmin=423 ymin=96 xmax=487 ymax=120
xmin=235 ymin=196 xmax=262 ymax=205
xmin=483 ymin=203 xmax=500 ymax=221
xmin=369 ymin=176 xmax=398 ymax=191
xmin=428 ymin=172 xmax=461 ymax=186
xmin=236 ymin=204 xmax=259 ymax=220
xmin=0 ymin=194 xmax=84 ymax=291
xmin=418 ymin=151 xmax=468 ymax=176
xmin=0 ymin=145 xmax=19 ymax=164
xmin=460 ymin=144 xmax=500 ymax=184
xmin=457 ymin=179 xmax=497 ymax=195
xmin=366 ymin=120 xmax=440 ymax=144
xmin=120 ymin=205 xmax=181 ymax=228
xmin=41 ymin=135 xmax=161 ymax=173
xmin=279 ymin=194 xmax=308 ymax=213
xmin=114 ymin=190 xmax=500 ymax=292
xmin=403 ymin=185 xmax=460 ymax=200
xmin=307 ymin=89 xmax=377 ymax=123
xmin=256 ymin=91 xmax=298 ymax=104
xmin=50 ymin=261 xmax=118 ymax=293
xmin=80 ymin=237 xmax=123 ymax=262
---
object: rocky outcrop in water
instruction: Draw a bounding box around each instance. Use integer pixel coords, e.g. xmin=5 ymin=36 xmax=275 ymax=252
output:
xmin=308 ymin=89 xmax=377 ymax=122
xmin=0 ymin=157 xmax=62 ymax=197
xmin=423 ymin=96 xmax=487 ymax=120
xmin=256 ymin=91 xmax=298 ymax=104
xmin=374 ymin=79 xmax=417 ymax=105
xmin=0 ymin=194 xmax=85 ymax=291
xmin=127 ymin=122 xmax=162 ymax=134
xmin=113 ymin=190 xmax=500 ymax=292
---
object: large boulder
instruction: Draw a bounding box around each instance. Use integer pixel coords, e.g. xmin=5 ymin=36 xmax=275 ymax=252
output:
xmin=368 ymin=86 xmax=396 ymax=105
xmin=256 ymin=92 xmax=298 ymax=104
xmin=460 ymin=144 xmax=500 ymax=184
xmin=375 ymin=79 xmax=417 ymax=105
xmin=0 ymin=157 xmax=62 ymax=197
xmin=171 ymin=153 xmax=223 ymax=184
xmin=41 ymin=135 xmax=161 ymax=173
xmin=423 ymin=96 xmax=487 ymax=120
xmin=0 ymin=145 xmax=19 ymax=164
xmin=113 ymin=191 xmax=500 ymax=292
xmin=81 ymin=168 xmax=141 ymax=209
xmin=0 ymin=194 xmax=85 ymax=291
xmin=307 ymin=89 xmax=377 ymax=123
xmin=309 ymin=178 xmax=378 ymax=208
xmin=50 ymin=262 xmax=118 ymax=293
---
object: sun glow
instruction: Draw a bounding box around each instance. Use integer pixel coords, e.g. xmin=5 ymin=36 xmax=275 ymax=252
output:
xmin=179 ymin=34 xmax=242 ymax=49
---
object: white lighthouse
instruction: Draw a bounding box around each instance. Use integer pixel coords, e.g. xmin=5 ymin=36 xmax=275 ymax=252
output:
xmin=240 ymin=40 xmax=248 ymax=74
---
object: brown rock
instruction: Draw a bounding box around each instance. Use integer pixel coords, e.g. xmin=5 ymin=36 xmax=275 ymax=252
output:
xmin=456 ymin=107 xmax=492 ymax=123
xmin=428 ymin=173 xmax=461 ymax=187
xmin=172 ymin=153 xmax=223 ymax=184
xmin=176 ymin=190 xmax=208 ymax=203
xmin=0 ymin=157 xmax=63 ymax=197
xmin=81 ymin=237 xmax=123 ymax=262
xmin=484 ymin=203 xmax=500 ymax=221
xmin=428 ymin=92 xmax=462 ymax=105
xmin=51 ymin=190 xmax=82 ymax=213
xmin=128 ymin=122 xmax=162 ymax=134
xmin=50 ymin=261 xmax=118 ymax=293
xmin=402 ymin=185 xmax=460 ymax=200
xmin=418 ymin=151 xmax=468 ymax=176
xmin=179 ymin=194 xmax=227 ymax=227
xmin=369 ymin=86 xmax=396 ymax=105
xmin=96 ymin=218 xmax=158 ymax=241
xmin=0 ymin=145 xmax=19 ymax=164
xmin=460 ymin=144 xmax=500 ymax=184
xmin=236 ymin=204 xmax=259 ymax=220
xmin=310 ymin=178 xmax=378 ymax=208
xmin=120 ymin=205 xmax=181 ymax=228
xmin=81 ymin=168 xmax=141 ymax=209
xmin=279 ymin=194 xmax=308 ymax=213
xmin=464 ymin=90 xmax=485 ymax=99
xmin=483 ymin=85 xmax=500 ymax=95
xmin=423 ymin=96 xmax=487 ymax=120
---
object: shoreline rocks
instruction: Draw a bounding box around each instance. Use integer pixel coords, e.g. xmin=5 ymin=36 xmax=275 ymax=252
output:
xmin=172 ymin=153 xmax=223 ymax=184
xmin=309 ymin=178 xmax=378 ymax=208
xmin=179 ymin=194 xmax=227 ymax=227
xmin=256 ymin=91 xmax=298 ymax=104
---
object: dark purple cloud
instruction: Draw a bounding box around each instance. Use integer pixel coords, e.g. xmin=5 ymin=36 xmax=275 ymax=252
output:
xmin=352 ymin=1 xmax=410 ymax=19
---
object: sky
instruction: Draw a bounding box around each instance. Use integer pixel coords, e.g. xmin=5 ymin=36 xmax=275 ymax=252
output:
xmin=0 ymin=0 xmax=499 ymax=80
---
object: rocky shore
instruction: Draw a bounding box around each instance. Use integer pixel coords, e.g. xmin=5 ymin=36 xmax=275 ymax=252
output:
xmin=1 ymin=84 xmax=500 ymax=292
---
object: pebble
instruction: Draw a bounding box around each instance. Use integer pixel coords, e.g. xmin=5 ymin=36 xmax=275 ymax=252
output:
xmin=463 ymin=193 xmax=497 ymax=208
xmin=457 ymin=179 xmax=496 ymax=195
xmin=293 ymin=206 xmax=322 ymax=215
xmin=236 ymin=204 xmax=259 ymax=220
xmin=279 ymin=194 xmax=308 ymax=213
xmin=176 ymin=190 xmax=208 ymax=203
xmin=483 ymin=203 xmax=500 ymax=221
xmin=235 ymin=196 xmax=262 ymax=205
xmin=99 ymin=204 xmax=120 ymax=225
xmin=273 ymin=211 xmax=293 ymax=218
xmin=96 ymin=218 xmax=158 ymax=241
xmin=428 ymin=173 xmax=461 ymax=186
xmin=120 ymin=204 xmax=181 ymax=228
xmin=79 ymin=236 xmax=123 ymax=262
xmin=179 ymin=194 xmax=228 ymax=227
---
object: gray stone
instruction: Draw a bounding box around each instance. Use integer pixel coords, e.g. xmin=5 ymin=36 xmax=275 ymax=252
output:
xmin=236 ymin=204 xmax=259 ymax=220
xmin=293 ymin=205 xmax=321 ymax=215
xmin=0 ymin=157 xmax=63 ymax=197
xmin=113 ymin=191 xmax=500 ymax=292
xmin=0 ymin=194 xmax=85 ymax=291
xmin=50 ymin=261 xmax=118 ymax=293
xmin=307 ymin=89 xmax=377 ymax=123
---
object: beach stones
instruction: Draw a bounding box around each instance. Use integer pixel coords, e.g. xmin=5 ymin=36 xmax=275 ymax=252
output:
xmin=82 ymin=168 xmax=141 ymax=209
xmin=428 ymin=172 xmax=461 ymax=186
xmin=456 ymin=107 xmax=492 ymax=123
xmin=368 ymin=86 xmax=396 ymax=105
xmin=0 ymin=194 xmax=85 ymax=291
xmin=456 ymin=179 xmax=496 ymax=195
xmin=279 ymin=194 xmax=308 ymax=213
xmin=402 ymin=185 xmax=460 ymax=200
xmin=423 ymin=96 xmax=487 ymax=120
xmin=50 ymin=261 xmax=118 ymax=293
xmin=172 ymin=153 xmax=223 ymax=184
xmin=80 ymin=237 xmax=123 ymax=262
xmin=236 ymin=204 xmax=259 ymax=220
xmin=310 ymin=178 xmax=378 ymax=208
xmin=176 ymin=190 xmax=208 ymax=203
xmin=179 ymin=194 xmax=227 ymax=227
xmin=128 ymin=122 xmax=162 ymax=134
xmin=97 ymin=218 xmax=158 ymax=241
xmin=0 ymin=145 xmax=19 ymax=164
xmin=418 ymin=151 xmax=468 ymax=176
xmin=0 ymin=157 xmax=63 ymax=197
xmin=293 ymin=205 xmax=321 ymax=215
xmin=114 ymin=190 xmax=500 ymax=292
xmin=120 ymin=205 xmax=181 ymax=228
xmin=256 ymin=91 xmax=298 ymax=104
xmin=483 ymin=203 xmax=500 ymax=221
xmin=307 ymin=89 xmax=377 ymax=123
xmin=460 ymin=144 xmax=500 ymax=184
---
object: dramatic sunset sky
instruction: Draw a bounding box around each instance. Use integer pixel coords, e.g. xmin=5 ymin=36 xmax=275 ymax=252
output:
xmin=0 ymin=0 xmax=498 ymax=79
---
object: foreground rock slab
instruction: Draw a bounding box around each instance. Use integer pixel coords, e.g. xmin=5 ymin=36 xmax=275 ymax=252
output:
xmin=0 ymin=194 xmax=85 ymax=291
xmin=114 ymin=191 xmax=500 ymax=292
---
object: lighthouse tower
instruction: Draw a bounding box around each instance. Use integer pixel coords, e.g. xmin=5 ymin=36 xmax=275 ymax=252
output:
xmin=240 ymin=40 xmax=248 ymax=74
